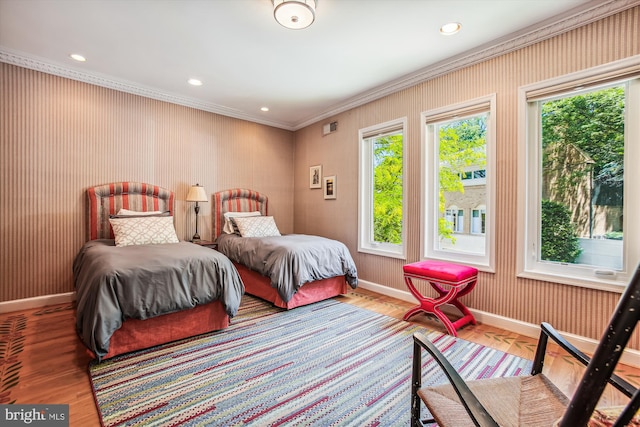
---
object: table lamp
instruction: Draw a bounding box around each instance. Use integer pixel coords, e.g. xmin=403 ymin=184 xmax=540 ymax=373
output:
xmin=186 ymin=184 xmax=208 ymax=241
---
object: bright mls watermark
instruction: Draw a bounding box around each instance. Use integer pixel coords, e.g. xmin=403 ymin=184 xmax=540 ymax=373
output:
xmin=0 ymin=405 xmax=68 ymax=426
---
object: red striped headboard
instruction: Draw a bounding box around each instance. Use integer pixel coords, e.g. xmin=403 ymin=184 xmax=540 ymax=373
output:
xmin=213 ymin=188 xmax=268 ymax=238
xmin=87 ymin=182 xmax=175 ymax=240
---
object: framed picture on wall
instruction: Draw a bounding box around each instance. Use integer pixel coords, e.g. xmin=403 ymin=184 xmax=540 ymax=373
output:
xmin=323 ymin=175 xmax=336 ymax=200
xmin=310 ymin=165 xmax=322 ymax=189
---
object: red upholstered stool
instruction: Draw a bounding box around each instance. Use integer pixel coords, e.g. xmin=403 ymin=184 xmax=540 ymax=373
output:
xmin=403 ymin=260 xmax=478 ymax=336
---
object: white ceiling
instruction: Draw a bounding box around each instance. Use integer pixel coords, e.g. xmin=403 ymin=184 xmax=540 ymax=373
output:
xmin=0 ymin=0 xmax=626 ymax=130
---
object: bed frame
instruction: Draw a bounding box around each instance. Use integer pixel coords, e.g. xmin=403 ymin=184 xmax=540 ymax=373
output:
xmin=83 ymin=182 xmax=229 ymax=360
xmin=213 ymin=188 xmax=348 ymax=309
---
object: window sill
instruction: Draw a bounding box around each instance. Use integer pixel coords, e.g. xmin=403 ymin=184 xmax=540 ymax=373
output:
xmin=518 ymin=269 xmax=626 ymax=294
xmin=358 ymin=246 xmax=406 ymax=260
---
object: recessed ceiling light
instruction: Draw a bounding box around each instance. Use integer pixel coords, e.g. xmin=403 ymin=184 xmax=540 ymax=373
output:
xmin=440 ymin=22 xmax=461 ymax=36
xmin=261 ymin=107 xmax=269 ymax=112
xmin=70 ymin=54 xmax=86 ymax=62
xmin=188 ymin=78 xmax=203 ymax=86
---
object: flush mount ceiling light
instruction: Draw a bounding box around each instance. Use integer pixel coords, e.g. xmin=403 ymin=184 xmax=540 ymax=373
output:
xmin=273 ymin=0 xmax=316 ymax=30
xmin=440 ymin=22 xmax=462 ymax=35
xmin=70 ymin=53 xmax=86 ymax=62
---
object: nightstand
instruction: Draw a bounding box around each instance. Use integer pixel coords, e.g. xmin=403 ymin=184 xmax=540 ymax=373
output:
xmin=192 ymin=240 xmax=217 ymax=250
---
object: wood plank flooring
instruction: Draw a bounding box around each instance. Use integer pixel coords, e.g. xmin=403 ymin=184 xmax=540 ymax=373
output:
xmin=1 ymin=288 xmax=638 ymax=426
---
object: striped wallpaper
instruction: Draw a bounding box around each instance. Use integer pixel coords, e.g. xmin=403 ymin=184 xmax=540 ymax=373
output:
xmin=0 ymin=64 xmax=294 ymax=302
xmin=293 ymin=7 xmax=639 ymax=347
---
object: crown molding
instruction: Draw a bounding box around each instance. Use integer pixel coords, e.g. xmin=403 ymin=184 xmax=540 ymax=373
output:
xmin=1 ymin=0 xmax=638 ymax=132
xmin=293 ymin=0 xmax=640 ymax=130
xmin=0 ymin=48 xmax=295 ymax=131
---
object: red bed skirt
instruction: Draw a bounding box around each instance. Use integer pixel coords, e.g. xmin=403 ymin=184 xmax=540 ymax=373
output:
xmin=234 ymin=263 xmax=348 ymax=309
xmin=97 ymin=299 xmax=229 ymax=360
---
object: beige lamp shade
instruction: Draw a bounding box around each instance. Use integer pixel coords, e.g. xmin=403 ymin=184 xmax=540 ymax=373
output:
xmin=186 ymin=185 xmax=208 ymax=203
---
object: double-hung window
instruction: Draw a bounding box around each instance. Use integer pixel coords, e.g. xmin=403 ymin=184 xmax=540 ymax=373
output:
xmin=518 ymin=57 xmax=640 ymax=290
xmin=358 ymin=118 xmax=406 ymax=259
xmin=422 ymin=95 xmax=496 ymax=269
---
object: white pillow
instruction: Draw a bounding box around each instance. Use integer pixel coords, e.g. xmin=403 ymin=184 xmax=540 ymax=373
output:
xmin=109 ymin=216 xmax=179 ymax=247
xmin=222 ymin=211 xmax=262 ymax=234
xmin=232 ymin=216 xmax=281 ymax=238
xmin=117 ymin=209 xmax=164 ymax=216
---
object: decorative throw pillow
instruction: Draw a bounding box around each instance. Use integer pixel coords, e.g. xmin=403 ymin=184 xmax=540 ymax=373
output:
xmin=232 ymin=216 xmax=281 ymax=238
xmin=109 ymin=216 xmax=179 ymax=247
xmin=222 ymin=211 xmax=262 ymax=234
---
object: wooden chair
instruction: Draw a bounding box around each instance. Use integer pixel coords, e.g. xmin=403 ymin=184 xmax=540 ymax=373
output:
xmin=411 ymin=264 xmax=640 ymax=427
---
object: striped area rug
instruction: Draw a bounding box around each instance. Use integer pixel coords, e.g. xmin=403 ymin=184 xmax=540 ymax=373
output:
xmin=89 ymin=295 xmax=532 ymax=426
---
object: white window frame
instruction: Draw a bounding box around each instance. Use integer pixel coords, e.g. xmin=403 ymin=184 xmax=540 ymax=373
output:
xmin=358 ymin=118 xmax=407 ymax=259
xmin=421 ymin=94 xmax=496 ymax=271
xmin=517 ymin=56 xmax=640 ymax=291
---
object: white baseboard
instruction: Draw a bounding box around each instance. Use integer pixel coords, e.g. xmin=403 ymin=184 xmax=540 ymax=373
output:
xmin=0 ymin=292 xmax=75 ymax=314
xmin=358 ymin=279 xmax=640 ymax=368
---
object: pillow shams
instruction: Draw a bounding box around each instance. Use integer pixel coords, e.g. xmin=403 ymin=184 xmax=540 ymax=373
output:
xmin=232 ymin=216 xmax=281 ymax=238
xmin=109 ymin=216 xmax=179 ymax=246
xmin=117 ymin=209 xmax=166 ymax=216
xmin=110 ymin=210 xmax=171 ymax=219
xmin=222 ymin=211 xmax=261 ymax=234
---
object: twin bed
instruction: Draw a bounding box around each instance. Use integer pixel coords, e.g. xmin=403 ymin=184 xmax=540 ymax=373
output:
xmin=213 ymin=188 xmax=358 ymax=309
xmin=74 ymin=182 xmax=244 ymax=361
xmin=74 ymin=183 xmax=357 ymax=361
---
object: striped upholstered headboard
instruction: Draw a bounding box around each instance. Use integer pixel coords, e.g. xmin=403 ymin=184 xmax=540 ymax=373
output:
xmin=212 ymin=188 xmax=268 ymax=238
xmin=87 ymin=182 xmax=175 ymax=240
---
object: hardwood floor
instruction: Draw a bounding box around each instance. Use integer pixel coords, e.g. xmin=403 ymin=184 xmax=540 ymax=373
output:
xmin=1 ymin=288 xmax=638 ymax=426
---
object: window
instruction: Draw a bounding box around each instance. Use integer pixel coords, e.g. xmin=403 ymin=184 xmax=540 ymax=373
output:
xmin=461 ymin=167 xmax=487 ymax=186
xmin=471 ymin=207 xmax=486 ymax=235
xmin=518 ymin=58 xmax=640 ymax=289
xmin=422 ymin=95 xmax=496 ymax=269
xmin=445 ymin=208 xmax=464 ymax=233
xmin=358 ymin=118 xmax=406 ymax=258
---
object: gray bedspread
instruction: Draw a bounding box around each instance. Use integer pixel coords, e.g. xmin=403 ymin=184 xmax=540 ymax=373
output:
xmin=73 ymin=240 xmax=244 ymax=360
xmin=216 ymin=234 xmax=358 ymax=303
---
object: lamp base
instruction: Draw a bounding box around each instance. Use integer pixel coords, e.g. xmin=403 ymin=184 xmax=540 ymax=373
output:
xmin=192 ymin=204 xmax=201 ymax=242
